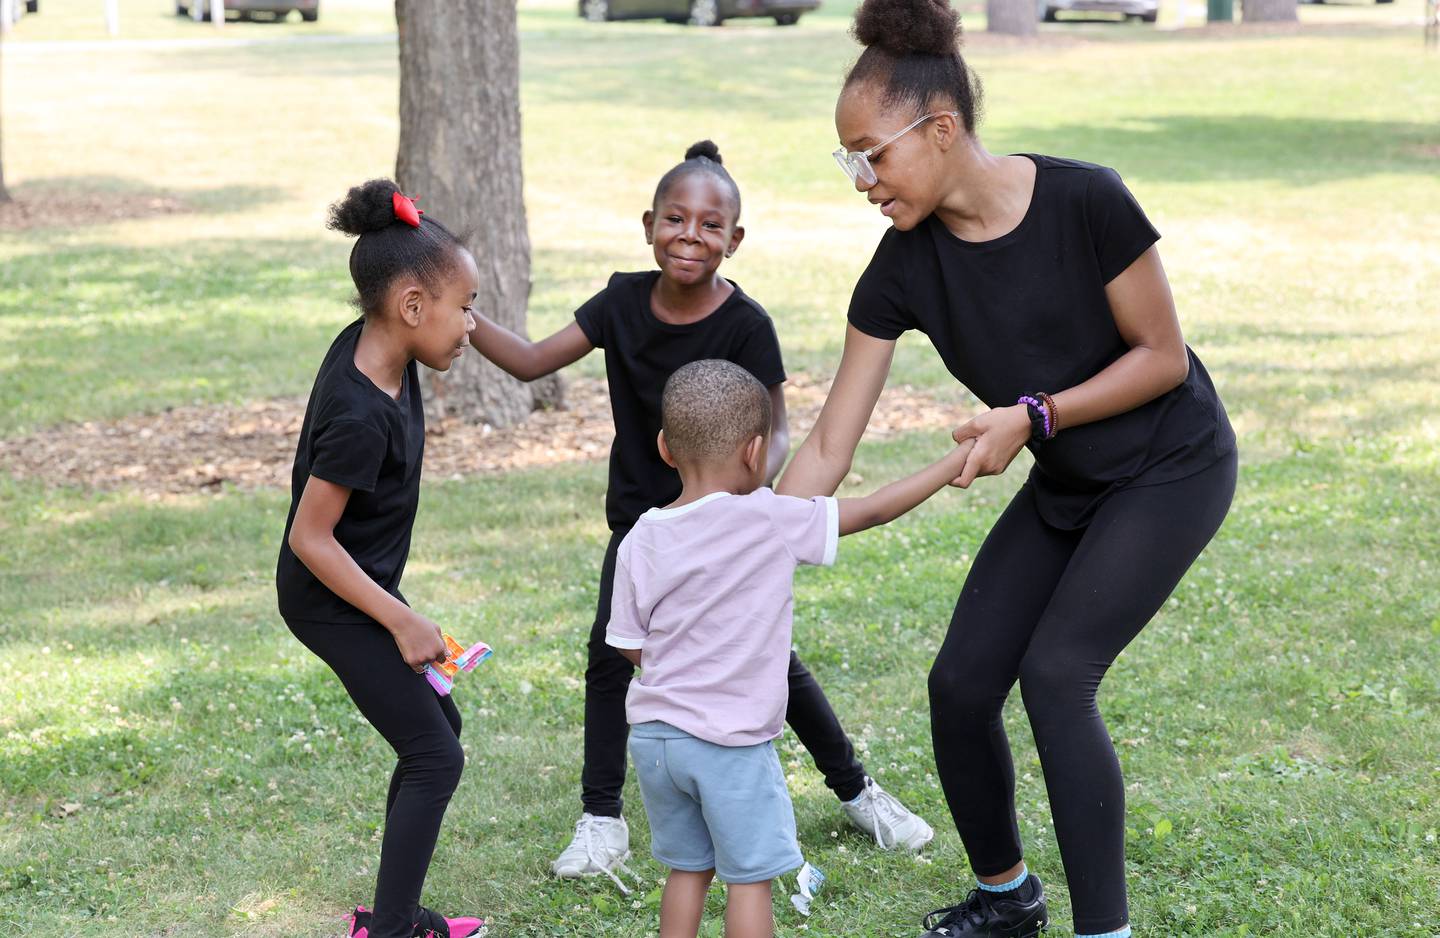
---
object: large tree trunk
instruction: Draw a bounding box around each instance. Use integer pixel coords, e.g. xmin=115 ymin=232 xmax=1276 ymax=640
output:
xmin=395 ymin=0 xmax=558 ymax=428
xmin=988 ymin=0 xmax=1038 ymax=35
xmin=1 ymin=34 xmax=11 ymax=203
xmin=1242 ymin=0 xmax=1296 ymax=22
xmin=0 ymin=112 xmax=9 ymax=204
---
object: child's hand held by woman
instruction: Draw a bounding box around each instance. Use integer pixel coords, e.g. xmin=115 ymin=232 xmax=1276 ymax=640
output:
xmin=950 ymin=404 xmax=1031 ymax=487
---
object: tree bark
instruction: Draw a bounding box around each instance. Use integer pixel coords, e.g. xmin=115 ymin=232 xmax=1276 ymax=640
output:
xmin=0 ymin=115 xmax=9 ymax=205
xmin=988 ymin=0 xmax=1038 ymax=35
xmin=1242 ymin=0 xmax=1296 ymax=22
xmin=1 ymin=35 xmax=11 ymax=203
xmin=395 ymin=0 xmax=558 ymax=428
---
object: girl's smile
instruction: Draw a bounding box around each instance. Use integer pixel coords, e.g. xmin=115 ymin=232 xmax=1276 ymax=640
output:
xmin=645 ymin=173 xmax=743 ymax=287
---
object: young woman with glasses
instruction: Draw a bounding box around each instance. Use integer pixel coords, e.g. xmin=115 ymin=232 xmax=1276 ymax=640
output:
xmin=778 ymin=0 xmax=1237 ymax=935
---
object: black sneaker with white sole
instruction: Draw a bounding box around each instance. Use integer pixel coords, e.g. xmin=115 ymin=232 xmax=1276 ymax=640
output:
xmin=918 ymin=875 xmax=1049 ymax=938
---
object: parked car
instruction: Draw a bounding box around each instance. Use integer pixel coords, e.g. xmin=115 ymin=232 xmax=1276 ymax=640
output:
xmin=1038 ymin=0 xmax=1156 ymax=20
xmin=578 ymin=0 xmax=820 ymax=27
xmin=174 ymin=0 xmax=319 ymax=22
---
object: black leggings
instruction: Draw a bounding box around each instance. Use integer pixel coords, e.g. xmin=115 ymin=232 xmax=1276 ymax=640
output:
xmin=288 ymin=618 xmax=465 ymax=938
xmin=582 ymin=527 xmax=868 ymax=817
xmin=929 ymin=453 xmax=1236 ymax=935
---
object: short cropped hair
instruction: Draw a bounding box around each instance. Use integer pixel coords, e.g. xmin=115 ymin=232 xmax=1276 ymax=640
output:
xmin=661 ymin=360 xmax=772 ymax=464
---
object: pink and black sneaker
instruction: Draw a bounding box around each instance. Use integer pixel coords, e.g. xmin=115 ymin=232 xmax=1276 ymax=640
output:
xmin=347 ymin=905 xmax=487 ymax=938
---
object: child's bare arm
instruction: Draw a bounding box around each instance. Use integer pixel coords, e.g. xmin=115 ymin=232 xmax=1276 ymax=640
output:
xmin=616 ymin=647 xmax=641 ymax=667
xmin=764 ymin=383 xmax=790 ymax=486
xmin=288 ymin=476 xmax=447 ymax=669
xmin=468 ymin=317 xmax=593 ymax=381
xmin=837 ymin=440 xmax=975 ymax=537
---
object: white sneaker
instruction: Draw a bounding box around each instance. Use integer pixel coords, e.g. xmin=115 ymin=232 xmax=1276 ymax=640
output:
xmin=842 ymin=776 xmax=935 ymax=852
xmin=551 ymin=813 xmax=635 ymax=893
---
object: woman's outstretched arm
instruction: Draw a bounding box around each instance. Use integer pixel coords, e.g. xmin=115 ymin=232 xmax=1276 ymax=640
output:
xmin=776 ymin=325 xmax=896 ymax=498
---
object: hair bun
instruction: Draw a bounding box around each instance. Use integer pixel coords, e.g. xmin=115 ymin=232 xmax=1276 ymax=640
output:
xmin=684 ymin=140 xmax=723 ymax=164
xmin=327 ymin=178 xmax=404 ymax=237
xmin=852 ymin=0 xmax=961 ymax=57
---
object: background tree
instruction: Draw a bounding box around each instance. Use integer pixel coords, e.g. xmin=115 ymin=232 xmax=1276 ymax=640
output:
xmin=1 ymin=120 xmax=10 ymax=205
xmin=1 ymin=38 xmax=11 ymax=204
xmin=988 ymin=0 xmax=1037 ymax=36
xmin=395 ymin=0 xmax=558 ymax=427
xmin=1243 ymin=0 xmax=1297 ymax=22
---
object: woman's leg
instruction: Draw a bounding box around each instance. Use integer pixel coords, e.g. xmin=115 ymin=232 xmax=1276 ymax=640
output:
xmin=1018 ymin=454 xmax=1237 ymax=934
xmin=290 ymin=619 xmax=466 ymax=938
xmin=929 ymin=483 xmax=1081 ymax=875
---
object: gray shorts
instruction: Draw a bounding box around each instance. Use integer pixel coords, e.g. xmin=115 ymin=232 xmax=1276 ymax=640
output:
xmin=629 ymin=721 xmax=803 ymax=884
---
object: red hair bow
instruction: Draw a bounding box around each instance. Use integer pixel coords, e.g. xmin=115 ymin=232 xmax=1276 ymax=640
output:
xmin=392 ymin=191 xmax=424 ymax=228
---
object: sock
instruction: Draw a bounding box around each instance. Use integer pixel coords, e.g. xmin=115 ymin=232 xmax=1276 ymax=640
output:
xmin=1074 ymin=928 xmax=1131 ymax=938
xmin=837 ymin=776 xmax=869 ymax=804
xmin=977 ymin=863 xmax=1034 ymax=900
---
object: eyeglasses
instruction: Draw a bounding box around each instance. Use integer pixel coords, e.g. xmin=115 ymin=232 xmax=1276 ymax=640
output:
xmin=832 ymin=111 xmax=960 ymax=186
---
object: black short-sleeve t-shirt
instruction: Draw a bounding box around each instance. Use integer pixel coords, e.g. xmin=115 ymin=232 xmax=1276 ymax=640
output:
xmin=575 ymin=270 xmax=787 ymax=530
xmin=276 ymin=318 xmax=426 ymax=623
xmin=848 ymin=155 xmax=1235 ymax=529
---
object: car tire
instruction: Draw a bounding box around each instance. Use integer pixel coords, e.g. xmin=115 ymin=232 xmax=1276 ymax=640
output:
xmin=689 ymin=0 xmax=721 ymax=26
xmin=301 ymin=7 xmax=319 ymax=19
xmin=175 ymin=1 xmax=188 ymax=14
xmin=1043 ymin=7 xmax=1058 ymax=20
xmin=774 ymin=11 xmax=798 ymax=23
xmin=25 ymin=0 xmax=37 ymax=11
xmin=1140 ymin=10 xmax=1157 ymax=19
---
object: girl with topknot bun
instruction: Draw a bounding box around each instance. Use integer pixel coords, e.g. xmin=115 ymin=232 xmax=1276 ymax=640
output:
xmin=781 ymin=0 xmax=1237 ymax=935
xmin=277 ymin=179 xmax=488 ymax=938
xmin=465 ymin=142 xmax=937 ymax=902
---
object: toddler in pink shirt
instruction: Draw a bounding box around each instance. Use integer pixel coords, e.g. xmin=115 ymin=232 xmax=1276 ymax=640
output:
xmin=606 ymin=359 xmax=973 ymax=938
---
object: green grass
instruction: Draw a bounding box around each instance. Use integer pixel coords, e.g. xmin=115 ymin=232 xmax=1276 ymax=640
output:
xmin=2 ymin=0 xmax=1439 ymax=934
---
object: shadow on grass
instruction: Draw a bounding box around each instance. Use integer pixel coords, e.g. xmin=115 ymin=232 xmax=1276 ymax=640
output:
xmin=0 ymin=177 xmax=288 ymax=234
xmin=991 ymin=114 xmax=1440 ymax=186
xmin=0 ymin=236 xmax=638 ymax=437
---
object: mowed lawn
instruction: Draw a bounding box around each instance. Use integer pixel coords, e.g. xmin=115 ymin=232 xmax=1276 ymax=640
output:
xmin=2 ymin=0 xmax=1439 ymax=935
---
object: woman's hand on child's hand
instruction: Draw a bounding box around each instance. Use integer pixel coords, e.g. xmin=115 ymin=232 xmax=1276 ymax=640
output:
xmin=392 ymin=611 xmax=449 ymax=673
xmin=950 ymin=405 xmax=1031 ymax=488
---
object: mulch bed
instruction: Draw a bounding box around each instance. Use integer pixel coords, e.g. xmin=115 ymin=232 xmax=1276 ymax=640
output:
xmin=0 ymin=375 xmax=972 ymax=496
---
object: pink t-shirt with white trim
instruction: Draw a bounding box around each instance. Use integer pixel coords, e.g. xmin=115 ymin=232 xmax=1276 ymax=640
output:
xmin=606 ymin=487 xmax=839 ymax=747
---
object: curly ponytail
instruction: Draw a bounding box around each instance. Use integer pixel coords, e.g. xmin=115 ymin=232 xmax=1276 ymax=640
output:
xmin=844 ymin=0 xmax=983 ymax=133
xmin=327 ymin=178 xmax=466 ymax=318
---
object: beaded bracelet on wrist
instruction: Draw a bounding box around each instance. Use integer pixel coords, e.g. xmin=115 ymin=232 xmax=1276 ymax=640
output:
xmin=1017 ymin=395 xmax=1049 ymax=444
xmin=1035 ymin=391 xmax=1060 ymax=440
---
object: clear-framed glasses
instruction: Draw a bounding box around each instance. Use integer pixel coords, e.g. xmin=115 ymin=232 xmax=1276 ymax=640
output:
xmin=832 ymin=111 xmax=960 ymax=186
